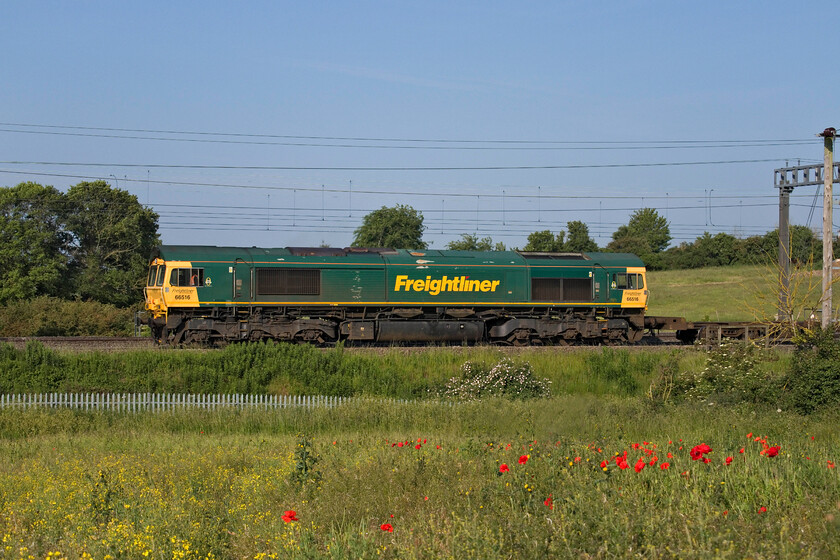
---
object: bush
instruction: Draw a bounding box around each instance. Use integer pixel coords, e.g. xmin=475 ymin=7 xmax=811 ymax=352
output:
xmin=665 ymin=342 xmax=782 ymax=405
xmin=0 ymin=297 xmax=135 ymax=336
xmin=785 ymin=327 xmax=840 ymax=414
xmin=442 ymin=358 xmax=551 ymax=401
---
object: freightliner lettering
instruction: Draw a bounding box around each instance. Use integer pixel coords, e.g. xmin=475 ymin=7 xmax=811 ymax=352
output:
xmin=394 ymin=275 xmax=500 ymax=296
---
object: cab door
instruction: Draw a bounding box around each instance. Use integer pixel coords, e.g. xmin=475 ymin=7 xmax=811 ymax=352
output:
xmin=591 ymin=266 xmax=609 ymax=303
xmin=233 ymin=258 xmax=252 ymax=302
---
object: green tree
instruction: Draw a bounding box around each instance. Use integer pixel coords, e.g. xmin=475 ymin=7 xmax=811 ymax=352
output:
xmin=758 ymin=226 xmax=821 ymax=265
xmin=64 ymin=181 xmax=159 ymax=307
xmin=664 ymin=232 xmax=743 ymax=269
xmin=608 ymin=208 xmax=670 ymax=268
xmin=446 ymin=233 xmax=500 ymax=251
xmin=0 ymin=182 xmax=70 ymax=303
xmin=523 ymin=230 xmax=566 ymax=252
xmin=352 ymin=204 xmax=427 ymax=249
xmin=565 ymin=220 xmax=598 ymax=252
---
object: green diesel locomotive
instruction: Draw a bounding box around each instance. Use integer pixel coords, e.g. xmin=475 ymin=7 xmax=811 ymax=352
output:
xmin=143 ymin=245 xmax=649 ymax=345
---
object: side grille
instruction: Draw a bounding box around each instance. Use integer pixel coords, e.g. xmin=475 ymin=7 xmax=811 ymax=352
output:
xmin=256 ymin=268 xmax=320 ymax=296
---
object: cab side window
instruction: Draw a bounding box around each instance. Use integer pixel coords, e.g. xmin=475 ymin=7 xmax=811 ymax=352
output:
xmin=613 ymin=273 xmax=643 ymax=290
xmin=613 ymin=273 xmax=628 ymax=289
xmin=169 ymin=268 xmax=204 ymax=287
xmin=156 ymin=266 xmax=166 ymax=286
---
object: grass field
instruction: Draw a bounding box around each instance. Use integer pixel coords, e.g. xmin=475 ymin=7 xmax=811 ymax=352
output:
xmin=647 ymin=264 xmax=773 ymax=322
xmin=646 ymin=263 xmax=834 ymax=323
xmin=0 ymin=400 xmax=838 ymax=559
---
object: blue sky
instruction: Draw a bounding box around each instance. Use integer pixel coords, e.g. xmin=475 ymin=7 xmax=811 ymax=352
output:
xmin=1 ymin=1 xmax=837 ymax=249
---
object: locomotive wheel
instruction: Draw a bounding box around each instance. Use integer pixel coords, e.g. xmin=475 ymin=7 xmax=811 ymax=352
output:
xmin=627 ymin=327 xmax=645 ymax=343
xmin=294 ymin=329 xmax=334 ymax=346
xmin=508 ymin=328 xmax=535 ymax=346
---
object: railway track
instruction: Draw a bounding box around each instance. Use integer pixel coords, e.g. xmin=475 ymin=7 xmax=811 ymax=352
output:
xmin=0 ymin=336 xmax=155 ymax=352
xmin=0 ymin=334 xmax=697 ymax=352
xmin=0 ymin=321 xmax=803 ymax=352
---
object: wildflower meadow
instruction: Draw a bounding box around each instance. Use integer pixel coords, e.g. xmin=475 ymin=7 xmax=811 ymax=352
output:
xmin=0 ymin=339 xmax=839 ymax=558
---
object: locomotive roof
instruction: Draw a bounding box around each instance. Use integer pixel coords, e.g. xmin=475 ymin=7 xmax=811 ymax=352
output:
xmin=152 ymin=245 xmax=644 ymax=268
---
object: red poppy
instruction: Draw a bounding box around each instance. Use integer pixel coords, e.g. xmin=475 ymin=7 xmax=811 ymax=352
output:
xmin=519 ymin=455 xmax=529 ymax=465
xmin=574 ymin=456 xmax=581 ymax=463
xmin=722 ymin=510 xmax=728 ymax=516
xmin=758 ymin=506 xmax=766 ymax=514
xmin=738 ymin=448 xmax=745 ymax=454
xmin=666 ymin=452 xmax=673 ymax=459
xmin=725 ymin=457 xmax=733 ymax=465
xmin=282 ymin=510 xmax=298 ymax=523
xmin=634 ymin=458 xmax=645 ymax=473
xmin=618 ymin=459 xmax=629 ymax=470
xmin=828 ymin=460 xmax=836 ymax=469
xmin=649 ymin=456 xmax=658 ymax=466
xmin=765 ymin=446 xmax=780 ymax=458
xmin=660 ymin=462 xmax=670 ymax=470
xmin=381 ymin=523 xmax=394 ymax=532
xmin=397 ymin=442 xmax=404 ymax=448
xmin=544 ymin=495 xmax=554 ymax=510
xmin=499 ymin=463 xmax=510 ymax=473
xmin=747 ymin=432 xmax=753 ymax=438
xmin=415 ymin=444 xmax=421 ymax=450
xmin=600 ymin=460 xmax=608 ymax=469
xmin=702 ymin=457 xmax=711 ymax=464
xmin=690 ymin=443 xmax=712 ymax=461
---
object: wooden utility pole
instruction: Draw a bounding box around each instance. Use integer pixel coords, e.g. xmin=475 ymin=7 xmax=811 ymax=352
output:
xmin=820 ymin=128 xmax=836 ymax=328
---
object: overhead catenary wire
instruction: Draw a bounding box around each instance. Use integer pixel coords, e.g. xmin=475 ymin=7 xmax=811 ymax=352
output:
xmin=0 ymin=121 xmax=818 ymax=146
xmin=1 ymin=168 xmax=821 ymax=204
xmin=0 ymin=128 xmax=818 ymax=151
xmin=1 ymin=124 xmax=828 ymax=246
xmin=0 ymin=158 xmax=804 ymax=171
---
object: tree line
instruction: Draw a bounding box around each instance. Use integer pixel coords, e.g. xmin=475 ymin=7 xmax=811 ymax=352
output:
xmin=2 ymin=182 xmax=834 ymax=311
xmin=355 ymin=204 xmax=835 ymax=271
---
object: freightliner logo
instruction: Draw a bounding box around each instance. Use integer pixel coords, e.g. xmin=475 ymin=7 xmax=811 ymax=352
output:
xmin=394 ymin=275 xmax=500 ymax=296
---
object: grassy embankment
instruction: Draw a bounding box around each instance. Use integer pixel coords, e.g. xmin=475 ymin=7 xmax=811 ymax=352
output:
xmin=1 ymin=340 xmax=791 ymax=399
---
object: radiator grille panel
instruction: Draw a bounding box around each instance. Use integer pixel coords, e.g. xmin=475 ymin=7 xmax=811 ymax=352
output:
xmin=531 ymin=278 xmax=592 ymax=302
xmin=256 ymin=268 xmax=320 ymax=296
